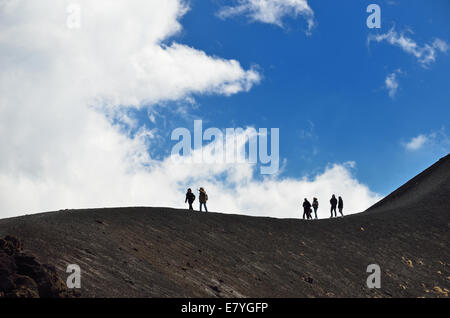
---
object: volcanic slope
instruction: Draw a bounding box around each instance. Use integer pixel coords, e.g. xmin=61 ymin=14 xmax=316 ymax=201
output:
xmin=0 ymin=155 xmax=449 ymax=297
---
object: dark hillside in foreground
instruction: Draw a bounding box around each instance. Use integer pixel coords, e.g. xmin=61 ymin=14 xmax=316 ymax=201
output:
xmin=0 ymin=155 xmax=449 ymax=298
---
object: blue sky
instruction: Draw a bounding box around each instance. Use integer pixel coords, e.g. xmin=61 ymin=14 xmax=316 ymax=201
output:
xmin=143 ymin=0 xmax=450 ymax=195
xmin=1 ymin=0 xmax=449 ymax=218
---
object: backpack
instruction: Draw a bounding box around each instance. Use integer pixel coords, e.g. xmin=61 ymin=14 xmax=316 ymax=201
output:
xmin=205 ymin=194 xmax=208 ymax=201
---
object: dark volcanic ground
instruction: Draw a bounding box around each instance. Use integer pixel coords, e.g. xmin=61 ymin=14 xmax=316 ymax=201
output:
xmin=0 ymin=155 xmax=449 ymax=298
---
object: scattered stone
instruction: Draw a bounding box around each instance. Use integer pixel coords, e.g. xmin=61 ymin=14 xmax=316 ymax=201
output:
xmin=124 ymin=278 xmax=134 ymax=286
xmin=433 ymin=286 xmax=448 ymax=296
xmin=303 ymin=276 xmax=314 ymax=284
xmin=209 ymin=285 xmax=220 ymax=293
xmin=401 ymin=256 xmax=414 ymax=268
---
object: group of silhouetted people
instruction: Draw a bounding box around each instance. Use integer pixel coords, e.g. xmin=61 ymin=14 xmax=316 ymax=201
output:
xmin=302 ymin=194 xmax=344 ymax=220
xmin=185 ymin=187 xmax=208 ymax=212
xmin=185 ymin=187 xmax=344 ymax=218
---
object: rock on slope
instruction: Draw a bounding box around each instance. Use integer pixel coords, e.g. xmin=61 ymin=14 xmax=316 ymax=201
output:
xmin=0 ymin=155 xmax=449 ymax=298
xmin=0 ymin=235 xmax=77 ymax=298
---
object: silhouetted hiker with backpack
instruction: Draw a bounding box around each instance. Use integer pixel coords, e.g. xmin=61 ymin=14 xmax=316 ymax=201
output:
xmin=199 ymin=187 xmax=208 ymax=212
xmin=312 ymin=198 xmax=319 ymax=219
xmin=185 ymin=188 xmax=195 ymax=211
xmin=338 ymin=196 xmax=344 ymax=217
xmin=303 ymin=198 xmax=312 ymax=220
xmin=330 ymin=194 xmax=337 ymax=218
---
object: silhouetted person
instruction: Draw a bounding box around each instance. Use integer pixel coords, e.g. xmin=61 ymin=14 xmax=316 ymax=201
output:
xmin=338 ymin=196 xmax=344 ymax=217
xmin=330 ymin=194 xmax=337 ymax=218
xmin=312 ymin=197 xmax=319 ymax=219
xmin=185 ymin=188 xmax=195 ymax=211
xmin=199 ymin=187 xmax=208 ymax=212
xmin=303 ymin=198 xmax=312 ymax=220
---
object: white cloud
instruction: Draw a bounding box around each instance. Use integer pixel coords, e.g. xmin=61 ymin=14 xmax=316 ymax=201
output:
xmin=368 ymin=27 xmax=449 ymax=67
xmin=0 ymin=0 xmax=380 ymax=219
xmin=0 ymin=1 xmax=260 ymax=107
xmin=405 ymin=135 xmax=429 ymax=151
xmin=385 ymin=70 xmax=402 ymax=98
xmin=217 ymin=0 xmax=315 ymax=31
xmin=404 ymin=128 xmax=450 ymax=152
